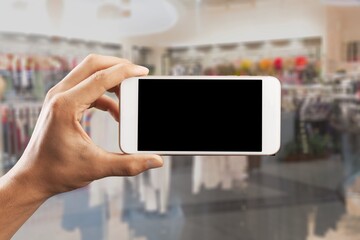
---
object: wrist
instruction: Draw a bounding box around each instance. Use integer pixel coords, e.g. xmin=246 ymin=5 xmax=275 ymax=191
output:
xmin=4 ymin=162 xmax=51 ymax=204
xmin=0 ymin=165 xmax=49 ymax=239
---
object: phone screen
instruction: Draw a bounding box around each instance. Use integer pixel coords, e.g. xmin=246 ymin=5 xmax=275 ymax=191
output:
xmin=138 ymin=79 xmax=262 ymax=152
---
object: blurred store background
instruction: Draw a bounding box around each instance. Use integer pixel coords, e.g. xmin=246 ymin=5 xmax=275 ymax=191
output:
xmin=0 ymin=0 xmax=360 ymax=239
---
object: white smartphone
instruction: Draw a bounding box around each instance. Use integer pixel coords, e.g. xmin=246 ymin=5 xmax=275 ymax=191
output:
xmin=119 ymin=76 xmax=281 ymax=155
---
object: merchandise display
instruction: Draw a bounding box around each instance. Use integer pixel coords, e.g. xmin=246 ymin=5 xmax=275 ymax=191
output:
xmin=0 ymin=102 xmax=42 ymax=172
xmin=280 ymin=84 xmax=335 ymax=160
xmin=0 ymin=35 xmax=122 ymax=101
xmin=167 ymin=38 xmax=321 ymax=85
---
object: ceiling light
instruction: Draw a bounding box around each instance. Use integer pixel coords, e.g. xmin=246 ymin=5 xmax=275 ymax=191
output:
xmin=97 ymin=0 xmax=131 ymax=19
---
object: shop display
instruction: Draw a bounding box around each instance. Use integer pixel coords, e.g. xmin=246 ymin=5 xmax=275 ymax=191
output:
xmin=0 ymin=34 xmax=122 ymax=101
xmin=0 ymin=51 xmax=81 ymax=100
xmin=167 ymin=38 xmax=322 ymax=85
xmin=282 ymin=86 xmax=335 ymax=161
xmin=0 ymin=103 xmax=42 ymax=171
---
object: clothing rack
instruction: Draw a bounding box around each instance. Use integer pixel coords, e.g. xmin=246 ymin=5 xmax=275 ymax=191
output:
xmin=0 ymin=101 xmax=43 ymax=174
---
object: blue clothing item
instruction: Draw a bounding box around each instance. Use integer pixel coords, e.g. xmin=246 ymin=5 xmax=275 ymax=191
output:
xmin=341 ymin=133 xmax=360 ymax=179
xmin=60 ymin=187 xmax=108 ymax=240
xmin=121 ymin=179 xmax=185 ymax=240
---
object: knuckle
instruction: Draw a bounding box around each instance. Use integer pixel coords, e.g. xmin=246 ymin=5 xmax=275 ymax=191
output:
xmin=92 ymin=69 xmax=106 ymax=83
xmin=84 ymin=54 xmax=99 ymax=65
xmin=115 ymin=63 xmax=133 ymax=79
xmin=48 ymin=93 xmax=67 ymax=111
xmin=125 ymin=162 xmax=142 ymax=176
xmin=45 ymin=86 xmax=57 ymax=100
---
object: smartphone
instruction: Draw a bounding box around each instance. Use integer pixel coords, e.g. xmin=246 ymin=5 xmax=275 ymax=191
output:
xmin=119 ymin=76 xmax=281 ymax=155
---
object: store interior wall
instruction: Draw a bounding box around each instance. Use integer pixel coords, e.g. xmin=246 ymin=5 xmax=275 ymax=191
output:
xmin=326 ymin=6 xmax=360 ymax=73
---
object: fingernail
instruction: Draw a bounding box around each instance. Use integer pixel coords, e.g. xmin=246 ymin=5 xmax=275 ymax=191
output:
xmin=135 ymin=65 xmax=149 ymax=73
xmin=147 ymin=158 xmax=163 ymax=169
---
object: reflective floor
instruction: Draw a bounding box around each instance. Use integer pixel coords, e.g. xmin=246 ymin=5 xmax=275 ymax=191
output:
xmin=11 ymin=152 xmax=360 ymax=240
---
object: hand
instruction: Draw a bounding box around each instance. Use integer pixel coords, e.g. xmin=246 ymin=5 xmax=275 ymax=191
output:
xmin=8 ymin=54 xmax=163 ymax=198
xmin=0 ymin=54 xmax=164 ymax=239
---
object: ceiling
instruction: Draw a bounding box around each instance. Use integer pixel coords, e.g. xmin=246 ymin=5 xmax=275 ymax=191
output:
xmin=321 ymin=0 xmax=360 ymax=5
xmin=0 ymin=0 xmax=356 ymax=44
xmin=0 ymin=0 xmax=178 ymax=42
xmin=170 ymin=0 xmax=286 ymax=9
xmin=182 ymin=0 xmax=255 ymax=6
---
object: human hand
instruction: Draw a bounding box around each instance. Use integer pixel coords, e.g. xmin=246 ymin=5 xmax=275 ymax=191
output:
xmin=8 ymin=54 xmax=163 ymax=199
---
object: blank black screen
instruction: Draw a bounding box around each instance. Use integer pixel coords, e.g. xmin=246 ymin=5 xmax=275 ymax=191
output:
xmin=138 ymin=79 xmax=262 ymax=152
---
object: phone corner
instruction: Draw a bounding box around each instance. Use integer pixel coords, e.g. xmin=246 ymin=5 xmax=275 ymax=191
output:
xmin=119 ymin=145 xmax=131 ymax=154
xmin=118 ymin=142 xmax=125 ymax=154
xmin=118 ymin=137 xmax=129 ymax=154
xmin=270 ymin=142 xmax=281 ymax=156
xmin=269 ymin=76 xmax=282 ymax=87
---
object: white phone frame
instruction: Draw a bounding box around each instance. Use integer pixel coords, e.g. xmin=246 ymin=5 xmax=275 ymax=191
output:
xmin=119 ymin=76 xmax=281 ymax=155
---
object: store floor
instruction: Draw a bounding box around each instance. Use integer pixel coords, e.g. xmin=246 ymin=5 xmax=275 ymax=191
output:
xmin=13 ymin=155 xmax=357 ymax=240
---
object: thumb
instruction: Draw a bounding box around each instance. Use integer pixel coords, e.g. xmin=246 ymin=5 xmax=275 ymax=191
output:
xmin=96 ymin=150 xmax=164 ymax=178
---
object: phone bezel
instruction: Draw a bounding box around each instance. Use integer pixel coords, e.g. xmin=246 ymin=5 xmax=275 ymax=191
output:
xmin=120 ymin=76 xmax=281 ymax=155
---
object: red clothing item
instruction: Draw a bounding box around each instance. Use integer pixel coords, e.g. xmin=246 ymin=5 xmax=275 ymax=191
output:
xmin=273 ymin=57 xmax=283 ymax=71
xmin=295 ymin=56 xmax=308 ymax=70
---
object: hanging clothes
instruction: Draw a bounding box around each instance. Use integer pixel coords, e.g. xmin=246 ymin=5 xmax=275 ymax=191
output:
xmin=121 ymin=158 xmax=184 ymax=240
xmin=0 ymin=103 xmax=42 ymax=173
xmin=192 ymin=155 xmax=248 ymax=194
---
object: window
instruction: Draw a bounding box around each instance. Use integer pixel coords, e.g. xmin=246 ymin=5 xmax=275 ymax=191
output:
xmin=346 ymin=41 xmax=360 ymax=62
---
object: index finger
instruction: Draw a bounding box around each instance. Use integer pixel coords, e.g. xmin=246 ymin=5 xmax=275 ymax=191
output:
xmin=55 ymin=54 xmax=131 ymax=93
xmin=65 ymin=62 xmax=148 ymax=106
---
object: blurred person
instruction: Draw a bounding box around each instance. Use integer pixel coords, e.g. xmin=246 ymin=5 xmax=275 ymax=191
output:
xmin=0 ymin=54 xmax=164 ymax=240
